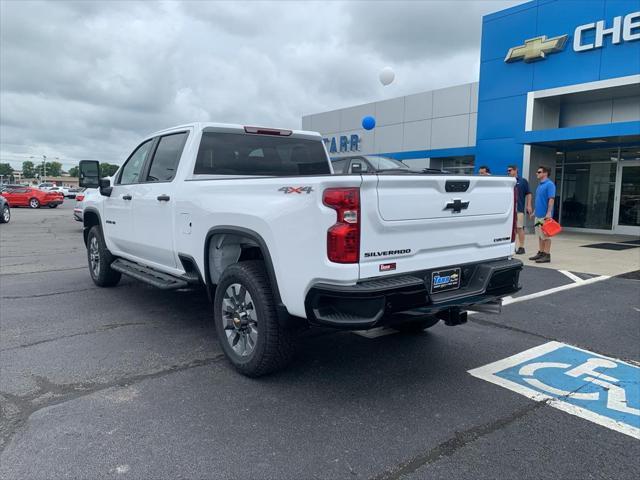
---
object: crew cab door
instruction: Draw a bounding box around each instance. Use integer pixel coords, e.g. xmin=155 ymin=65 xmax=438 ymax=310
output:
xmin=104 ymin=139 xmax=154 ymax=254
xmin=129 ymin=131 xmax=189 ymax=269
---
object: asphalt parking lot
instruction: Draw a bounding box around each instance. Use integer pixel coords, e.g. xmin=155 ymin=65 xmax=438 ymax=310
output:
xmin=1 ymin=201 xmax=639 ymax=479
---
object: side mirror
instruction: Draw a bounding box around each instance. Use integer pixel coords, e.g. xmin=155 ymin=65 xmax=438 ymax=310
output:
xmin=79 ymin=160 xmax=100 ymax=188
xmin=99 ymin=178 xmax=112 ymax=197
xmin=351 ymin=162 xmax=362 ymax=174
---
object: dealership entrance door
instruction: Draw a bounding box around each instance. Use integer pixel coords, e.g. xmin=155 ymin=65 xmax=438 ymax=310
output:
xmin=614 ymin=152 xmax=640 ymax=235
xmin=554 ymin=145 xmax=640 ymax=236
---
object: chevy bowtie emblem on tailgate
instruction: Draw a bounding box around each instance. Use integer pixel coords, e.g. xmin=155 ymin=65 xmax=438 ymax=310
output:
xmin=445 ymin=199 xmax=469 ymax=214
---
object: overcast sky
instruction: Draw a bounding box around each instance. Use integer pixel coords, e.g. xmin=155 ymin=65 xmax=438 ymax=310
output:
xmin=0 ymin=0 xmax=523 ymax=170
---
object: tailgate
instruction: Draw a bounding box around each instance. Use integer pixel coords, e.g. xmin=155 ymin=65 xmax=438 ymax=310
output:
xmin=377 ymin=176 xmax=510 ymax=220
xmin=359 ymin=174 xmax=516 ymax=280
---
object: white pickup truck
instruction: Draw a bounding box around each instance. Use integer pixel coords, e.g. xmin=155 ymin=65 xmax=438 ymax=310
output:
xmin=79 ymin=123 xmax=522 ymax=376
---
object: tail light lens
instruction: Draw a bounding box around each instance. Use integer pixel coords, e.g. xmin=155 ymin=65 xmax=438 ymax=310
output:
xmin=511 ymin=186 xmax=517 ymax=243
xmin=76 ymin=194 xmax=85 ymax=202
xmin=323 ymin=188 xmax=360 ymax=263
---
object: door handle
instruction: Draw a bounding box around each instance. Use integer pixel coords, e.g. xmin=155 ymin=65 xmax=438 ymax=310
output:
xmin=122 ymin=194 xmax=132 ymax=200
xmin=157 ymin=194 xmax=170 ymax=202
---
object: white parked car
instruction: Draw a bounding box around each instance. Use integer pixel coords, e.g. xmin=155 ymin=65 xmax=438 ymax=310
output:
xmin=79 ymin=122 xmax=522 ymax=376
xmin=49 ymin=186 xmax=74 ymax=198
xmin=37 ymin=182 xmax=55 ymax=191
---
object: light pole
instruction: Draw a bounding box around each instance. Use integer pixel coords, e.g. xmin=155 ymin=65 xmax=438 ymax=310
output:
xmin=30 ymin=155 xmax=46 ymax=183
xmin=29 ymin=155 xmax=60 ymax=184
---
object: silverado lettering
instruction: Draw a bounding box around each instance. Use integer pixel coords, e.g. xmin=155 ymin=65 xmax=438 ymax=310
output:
xmin=364 ymin=249 xmax=412 ymax=258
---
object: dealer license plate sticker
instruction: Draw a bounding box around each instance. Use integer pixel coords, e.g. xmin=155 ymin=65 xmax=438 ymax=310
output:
xmin=431 ymin=268 xmax=461 ymax=293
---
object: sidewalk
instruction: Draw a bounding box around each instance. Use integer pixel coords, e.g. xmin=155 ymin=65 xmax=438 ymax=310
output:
xmin=517 ymin=232 xmax=640 ymax=277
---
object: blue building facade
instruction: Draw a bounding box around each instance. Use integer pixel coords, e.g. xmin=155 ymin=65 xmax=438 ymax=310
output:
xmin=304 ymin=0 xmax=640 ymax=234
xmin=477 ymin=0 xmax=639 ymax=171
xmin=476 ymin=0 xmax=639 ymax=234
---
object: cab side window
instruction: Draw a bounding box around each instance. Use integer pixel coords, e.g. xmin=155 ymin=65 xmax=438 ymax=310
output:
xmin=119 ymin=140 xmax=153 ymax=185
xmin=146 ymin=132 xmax=188 ymax=182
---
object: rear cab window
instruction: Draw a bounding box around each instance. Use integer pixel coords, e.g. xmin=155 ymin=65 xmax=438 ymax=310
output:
xmin=331 ymin=159 xmax=349 ymax=174
xmin=193 ymin=132 xmax=330 ymax=176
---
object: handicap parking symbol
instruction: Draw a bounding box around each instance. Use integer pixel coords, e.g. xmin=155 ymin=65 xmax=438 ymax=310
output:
xmin=469 ymin=341 xmax=640 ymax=438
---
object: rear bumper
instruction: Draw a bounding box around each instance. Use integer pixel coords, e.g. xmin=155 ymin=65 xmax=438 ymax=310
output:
xmin=73 ymin=208 xmax=83 ymax=221
xmin=304 ymin=258 xmax=522 ymax=329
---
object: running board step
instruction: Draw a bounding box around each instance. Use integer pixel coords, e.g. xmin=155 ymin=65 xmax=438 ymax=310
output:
xmin=110 ymin=259 xmax=189 ymax=290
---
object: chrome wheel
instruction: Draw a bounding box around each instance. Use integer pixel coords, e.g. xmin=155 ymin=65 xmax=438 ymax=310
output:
xmin=29 ymin=198 xmax=39 ymax=208
xmin=2 ymin=206 xmax=9 ymax=223
xmin=221 ymin=283 xmax=258 ymax=357
xmin=89 ymin=235 xmax=100 ymax=278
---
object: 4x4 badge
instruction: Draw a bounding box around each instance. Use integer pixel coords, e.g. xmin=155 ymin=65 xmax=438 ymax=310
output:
xmin=279 ymin=186 xmax=313 ymax=194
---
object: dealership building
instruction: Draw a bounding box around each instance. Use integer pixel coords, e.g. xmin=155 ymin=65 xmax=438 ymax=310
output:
xmin=302 ymin=0 xmax=640 ymax=236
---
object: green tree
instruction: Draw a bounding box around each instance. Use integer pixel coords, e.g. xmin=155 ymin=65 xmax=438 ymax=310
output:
xmin=47 ymin=161 xmax=62 ymax=177
xmin=36 ymin=161 xmax=63 ymax=178
xmin=22 ymin=161 xmax=36 ymax=178
xmin=68 ymin=166 xmax=79 ymax=177
xmin=0 ymin=163 xmax=13 ymax=177
xmin=100 ymin=163 xmax=119 ymax=177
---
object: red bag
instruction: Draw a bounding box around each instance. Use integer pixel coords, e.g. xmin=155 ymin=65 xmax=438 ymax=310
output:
xmin=541 ymin=218 xmax=562 ymax=237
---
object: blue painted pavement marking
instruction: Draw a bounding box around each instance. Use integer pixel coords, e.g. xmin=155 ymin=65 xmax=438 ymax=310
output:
xmin=469 ymin=342 xmax=640 ymax=438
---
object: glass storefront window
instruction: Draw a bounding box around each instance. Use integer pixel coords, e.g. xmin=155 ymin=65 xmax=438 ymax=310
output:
xmin=618 ymin=165 xmax=640 ymax=228
xmin=431 ymin=155 xmax=475 ymax=175
xmin=563 ymin=149 xmax=619 ymax=164
xmin=558 ymin=148 xmax=617 ymax=230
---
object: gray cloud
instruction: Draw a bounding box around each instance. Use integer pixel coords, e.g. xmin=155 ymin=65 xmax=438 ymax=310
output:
xmin=0 ymin=0 xmax=522 ymax=170
xmin=345 ymin=1 xmax=520 ymax=63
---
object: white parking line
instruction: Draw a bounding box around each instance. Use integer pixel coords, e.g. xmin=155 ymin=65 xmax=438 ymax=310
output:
xmin=502 ymin=274 xmax=610 ymax=306
xmin=559 ymin=270 xmax=584 ymax=284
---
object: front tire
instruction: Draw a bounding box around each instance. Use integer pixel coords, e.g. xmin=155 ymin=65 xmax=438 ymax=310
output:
xmin=0 ymin=205 xmax=10 ymax=223
xmin=214 ymin=261 xmax=295 ymax=377
xmin=29 ymin=198 xmax=40 ymax=209
xmin=86 ymin=225 xmax=121 ymax=287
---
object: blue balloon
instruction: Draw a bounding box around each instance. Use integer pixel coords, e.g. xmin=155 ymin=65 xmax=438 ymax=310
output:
xmin=362 ymin=116 xmax=376 ymax=130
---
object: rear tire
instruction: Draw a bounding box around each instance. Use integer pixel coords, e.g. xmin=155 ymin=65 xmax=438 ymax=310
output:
xmin=86 ymin=225 xmax=121 ymax=287
xmin=394 ymin=316 xmax=440 ymax=333
xmin=214 ymin=260 xmax=295 ymax=377
xmin=29 ymin=198 xmax=40 ymax=209
xmin=48 ymin=204 xmax=58 ymax=208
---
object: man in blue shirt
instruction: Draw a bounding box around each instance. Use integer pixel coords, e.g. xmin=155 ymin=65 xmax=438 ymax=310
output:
xmin=529 ymin=165 xmax=556 ymax=263
xmin=508 ymin=165 xmax=532 ymax=255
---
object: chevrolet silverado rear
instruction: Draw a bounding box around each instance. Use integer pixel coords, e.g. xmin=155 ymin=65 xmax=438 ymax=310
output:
xmin=305 ymin=173 xmax=522 ymax=329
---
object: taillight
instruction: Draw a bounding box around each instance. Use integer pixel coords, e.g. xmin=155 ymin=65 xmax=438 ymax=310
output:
xmin=323 ymin=188 xmax=360 ymax=263
xmin=76 ymin=194 xmax=85 ymax=202
xmin=511 ymin=186 xmax=517 ymax=243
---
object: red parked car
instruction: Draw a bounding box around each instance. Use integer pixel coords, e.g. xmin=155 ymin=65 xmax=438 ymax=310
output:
xmin=0 ymin=186 xmax=64 ymax=209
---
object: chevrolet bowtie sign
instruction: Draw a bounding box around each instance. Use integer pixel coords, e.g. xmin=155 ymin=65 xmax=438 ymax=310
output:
xmin=504 ymin=11 xmax=640 ymax=63
xmin=505 ymin=35 xmax=568 ymax=62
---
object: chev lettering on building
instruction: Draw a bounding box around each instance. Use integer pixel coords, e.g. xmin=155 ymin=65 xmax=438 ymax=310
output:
xmin=505 ymin=11 xmax=640 ymax=63
xmin=574 ymin=11 xmax=640 ymax=52
xmin=323 ymin=134 xmax=360 ymax=154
